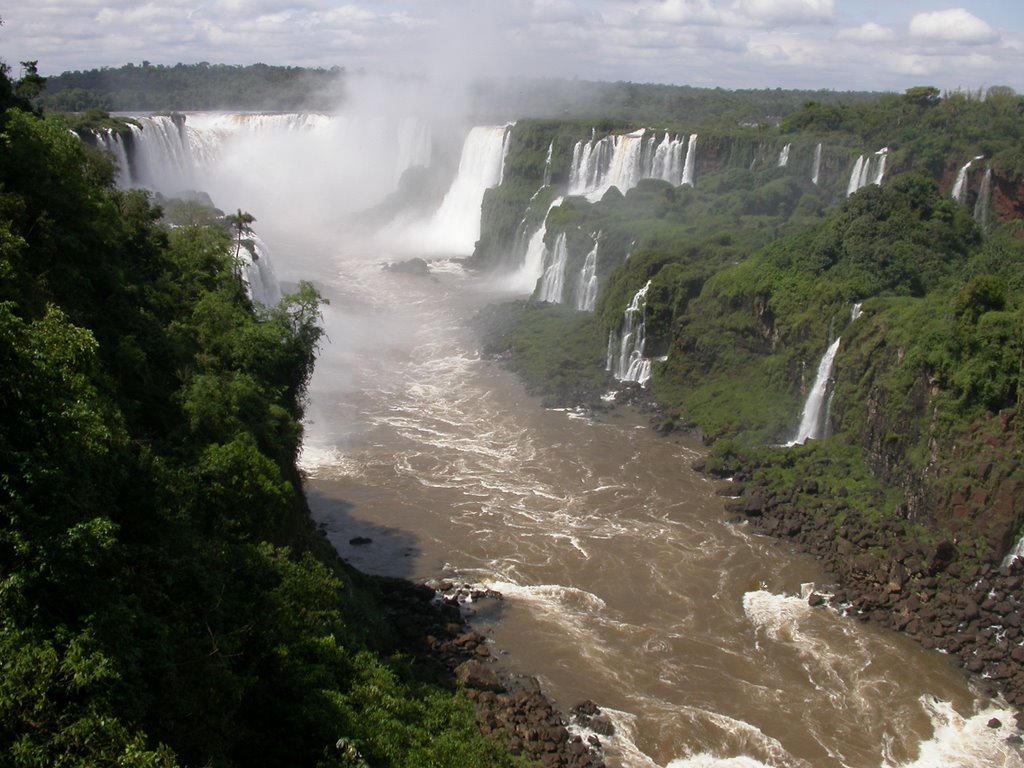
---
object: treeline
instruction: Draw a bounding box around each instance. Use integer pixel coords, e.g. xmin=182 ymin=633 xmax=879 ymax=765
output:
xmin=35 ymin=61 xmax=347 ymax=112
xmin=0 ymin=62 xmax=519 ymax=767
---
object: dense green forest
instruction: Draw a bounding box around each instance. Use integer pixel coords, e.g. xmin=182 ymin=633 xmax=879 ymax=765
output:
xmin=480 ymin=86 xmax=1024 ymax=565
xmin=0 ymin=62 xmax=524 ymax=767
xmin=35 ymin=61 xmax=882 ymax=126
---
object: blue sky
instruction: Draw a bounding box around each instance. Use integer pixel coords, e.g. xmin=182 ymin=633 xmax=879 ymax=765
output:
xmin=3 ymin=1 xmax=1023 ymax=93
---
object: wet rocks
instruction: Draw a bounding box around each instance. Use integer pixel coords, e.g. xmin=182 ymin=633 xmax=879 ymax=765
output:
xmin=719 ymin=475 xmax=1024 ymax=720
xmin=377 ymin=577 xmax=606 ymax=767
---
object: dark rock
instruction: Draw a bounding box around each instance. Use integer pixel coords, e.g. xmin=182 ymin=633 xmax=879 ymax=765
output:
xmin=988 ymin=717 xmax=1003 ymax=729
xmin=589 ymin=714 xmax=615 ymax=736
xmin=349 ymin=536 xmax=373 ymax=546
xmin=455 ymin=660 xmax=504 ymax=692
xmin=808 ymin=593 xmax=826 ymax=607
xmin=384 ymin=257 xmax=431 ymax=276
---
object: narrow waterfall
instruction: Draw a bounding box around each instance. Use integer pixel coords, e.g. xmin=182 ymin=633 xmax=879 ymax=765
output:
xmin=788 ymin=302 xmax=863 ymax=445
xmin=536 ymin=232 xmax=569 ymax=303
xmin=575 ymin=236 xmax=599 ymax=312
xmin=778 ymin=143 xmax=792 ymax=168
xmin=974 ymin=168 xmax=993 ymax=233
xmin=542 ymin=141 xmax=554 ymax=187
xmin=811 ymin=143 xmax=822 ymax=186
xmin=243 ymin=233 xmax=283 ymax=307
xmin=507 ymin=196 xmax=565 ymax=294
xmin=608 ymin=280 xmax=654 ymax=387
xmin=951 ymin=156 xmax=984 ymax=203
xmin=568 ymin=130 xmax=695 ymax=199
xmin=422 ymin=124 xmax=511 ymax=253
xmin=1002 ymin=535 xmax=1024 ymax=568
xmin=846 ymin=147 xmax=888 ymax=196
xmin=681 ymin=133 xmax=698 ymax=187
xmin=789 ymin=338 xmax=842 ymax=445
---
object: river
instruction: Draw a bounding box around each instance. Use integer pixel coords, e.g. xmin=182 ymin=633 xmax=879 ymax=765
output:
xmin=255 ymin=223 xmax=1019 ymax=768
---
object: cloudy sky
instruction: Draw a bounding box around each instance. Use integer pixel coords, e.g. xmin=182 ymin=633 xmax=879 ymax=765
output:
xmin=2 ymin=1 xmax=1023 ymax=92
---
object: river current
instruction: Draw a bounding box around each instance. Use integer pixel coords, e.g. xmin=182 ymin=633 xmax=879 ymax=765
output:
xmin=124 ymin=108 xmax=1023 ymax=767
xmin=257 ymin=224 xmax=1021 ymax=768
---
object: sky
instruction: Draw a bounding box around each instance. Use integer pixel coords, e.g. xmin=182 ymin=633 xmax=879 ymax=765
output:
xmin=2 ymin=1 xmax=1023 ymax=93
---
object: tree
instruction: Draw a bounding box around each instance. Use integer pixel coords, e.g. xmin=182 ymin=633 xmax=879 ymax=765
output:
xmin=225 ymin=209 xmax=256 ymax=288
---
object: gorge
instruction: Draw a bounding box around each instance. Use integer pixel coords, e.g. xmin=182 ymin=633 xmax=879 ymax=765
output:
xmin=78 ymin=82 xmax=1024 ymax=768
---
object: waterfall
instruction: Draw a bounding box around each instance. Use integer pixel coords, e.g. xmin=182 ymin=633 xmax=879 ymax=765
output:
xmin=681 ymin=133 xmax=698 ymax=187
xmin=242 ymin=233 xmax=283 ymax=307
xmin=789 ymin=338 xmax=842 ymax=445
xmin=811 ymin=143 xmax=822 ymax=186
xmin=575 ymin=236 xmax=599 ymax=312
xmin=507 ymin=196 xmax=565 ymax=294
xmin=950 ymin=155 xmax=983 ymax=202
xmin=778 ymin=143 xmax=791 ymax=168
xmin=421 ymin=124 xmax=511 ymax=254
xmin=787 ymin=302 xmax=864 ymax=445
xmin=121 ymin=115 xmax=198 ymax=193
xmin=568 ymin=130 xmax=695 ymax=200
xmin=542 ymin=141 xmax=554 ymax=187
xmin=846 ymin=147 xmax=888 ymax=196
xmin=608 ymin=280 xmax=654 ymax=387
xmin=974 ymin=168 xmax=993 ymax=233
xmin=1002 ymin=535 xmax=1024 ymax=568
xmin=536 ymin=232 xmax=569 ymax=303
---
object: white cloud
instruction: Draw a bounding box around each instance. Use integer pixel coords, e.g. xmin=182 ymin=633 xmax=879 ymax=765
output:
xmin=837 ymin=22 xmax=896 ymax=44
xmin=909 ymin=8 xmax=1000 ymax=45
xmin=736 ymin=0 xmax=836 ymax=26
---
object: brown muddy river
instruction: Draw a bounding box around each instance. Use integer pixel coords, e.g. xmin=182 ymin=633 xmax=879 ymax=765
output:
xmin=264 ymin=227 xmax=1022 ymax=768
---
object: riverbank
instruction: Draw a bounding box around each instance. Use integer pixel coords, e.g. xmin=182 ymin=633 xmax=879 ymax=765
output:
xmin=697 ymin=456 xmax=1024 ymax=735
xmin=371 ymin=576 xmax=609 ymax=767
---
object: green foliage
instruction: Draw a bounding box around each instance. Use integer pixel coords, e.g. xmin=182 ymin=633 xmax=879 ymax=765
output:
xmin=0 ymin=69 xmax=519 ymax=768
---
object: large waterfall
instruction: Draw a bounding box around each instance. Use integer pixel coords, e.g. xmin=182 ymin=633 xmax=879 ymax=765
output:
xmin=417 ymin=124 xmax=511 ymax=254
xmin=607 ymin=280 xmax=655 ymax=386
xmin=846 ymin=148 xmax=888 ymax=196
xmin=568 ymin=130 xmax=697 ymax=199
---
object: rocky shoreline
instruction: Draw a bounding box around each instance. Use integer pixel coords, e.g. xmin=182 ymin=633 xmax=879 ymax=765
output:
xmin=698 ymin=457 xmax=1024 ymax=734
xmin=374 ymin=577 xmax=609 ymax=767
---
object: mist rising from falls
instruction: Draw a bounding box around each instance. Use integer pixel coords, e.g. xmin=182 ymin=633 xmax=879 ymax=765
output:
xmin=607 ymin=280 xmax=655 ymax=387
xmin=569 ymin=130 xmax=697 ymax=200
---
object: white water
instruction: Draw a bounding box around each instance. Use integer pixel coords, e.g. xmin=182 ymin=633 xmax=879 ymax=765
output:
xmin=811 ymin=143 xmax=822 ymax=186
xmin=575 ymin=236 xmax=600 ymax=312
xmin=975 ymin=168 xmax=993 ymax=231
xmin=777 ymin=143 xmax=791 ymax=168
xmin=569 ymin=130 xmax=697 ymax=200
xmin=847 ymin=147 xmax=888 ymax=196
xmin=413 ymin=124 xmax=511 ymax=254
xmin=951 ymin=156 xmax=984 ymax=204
xmin=790 ymin=337 xmax=841 ymax=445
xmin=608 ymin=279 xmax=655 ymax=386
xmin=536 ymin=231 xmax=570 ymax=303
xmin=504 ymin=196 xmax=565 ymax=294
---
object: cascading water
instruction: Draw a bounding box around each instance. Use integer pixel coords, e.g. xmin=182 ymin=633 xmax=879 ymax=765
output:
xmin=777 ymin=143 xmax=791 ymax=167
xmin=951 ymin=156 xmax=984 ymax=204
xmin=846 ymin=148 xmax=888 ymax=196
xmin=416 ymin=124 xmax=511 ymax=254
xmin=574 ymin=236 xmax=599 ymax=312
xmin=607 ymin=280 xmax=654 ymax=386
xmin=536 ymin=232 xmax=569 ymax=303
xmin=242 ymin=233 xmax=283 ymax=307
xmin=568 ymin=130 xmax=697 ymax=199
xmin=542 ymin=141 xmax=554 ymax=187
xmin=505 ymin=196 xmax=565 ymax=294
xmin=121 ymin=115 xmax=198 ymax=193
xmin=811 ymin=143 xmax=822 ymax=186
xmin=788 ymin=302 xmax=863 ymax=445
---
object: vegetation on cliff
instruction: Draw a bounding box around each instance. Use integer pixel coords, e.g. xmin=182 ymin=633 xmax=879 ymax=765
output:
xmin=0 ymin=64 xmax=524 ymax=767
xmin=480 ymin=86 xmax=1024 ymax=572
